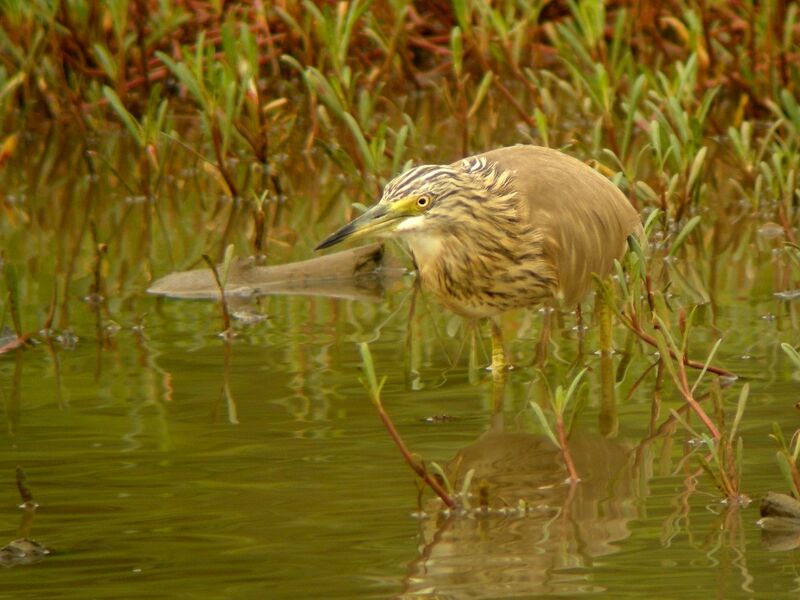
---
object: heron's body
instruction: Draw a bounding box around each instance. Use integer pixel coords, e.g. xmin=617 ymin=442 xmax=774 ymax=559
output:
xmin=401 ymin=146 xmax=639 ymax=317
xmin=316 ymin=145 xmax=641 ymax=368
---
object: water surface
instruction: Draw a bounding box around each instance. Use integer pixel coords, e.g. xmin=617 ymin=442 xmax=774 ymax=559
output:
xmin=1 ymin=130 xmax=800 ymax=599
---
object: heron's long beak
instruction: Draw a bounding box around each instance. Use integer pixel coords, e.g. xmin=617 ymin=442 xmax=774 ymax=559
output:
xmin=315 ymin=203 xmax=399 ymax=251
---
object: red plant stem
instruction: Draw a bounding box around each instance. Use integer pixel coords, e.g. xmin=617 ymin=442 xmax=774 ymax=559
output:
xmin=0 ymin=334 xmax=31 ymax=354
xmin=675 ymin=354 xmax=721 ymax=439
xmin=555 ymin=413 xmax=580 ymax=483
xmin=201 ymin=255 xmax=231 ymax=332
xmin=374 ymin=404 xmax=457 ymax=510
xmin=777 ymin=204 xmax=798 ymax=245
xmin=622 ymin=311 xmax=735 ymax=378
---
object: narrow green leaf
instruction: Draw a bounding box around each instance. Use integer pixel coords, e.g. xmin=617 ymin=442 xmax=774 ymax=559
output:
xmin=341 ymin=112 xmax=374 ymax=173
xmin=429 ymin=461 xmax=454 ymax=495
xmin=690 ymin=337 xmax=723 ymax=394
xmin=654 ymin=327 xmax=681 ymax=389
xmin=635 ymin=180 xmax=658 ymax=202
xmin=529 ymin=401 xmax=560 ymax=448
xmin=771 ymin=422 xmax=789 ymax=454
xmin=358 ymin=342 xmax=379 ymax=401
xmin=643 ymin=207 xmax=662 ymax=235
xmin=102 ymin=86 xmax=144 ymax=147
xmin=458 ymin=468 xmax=475 ymax=501
xmin=729 ymin=383 xmax=749 ymax=441
xmin=776 ymin=452 xmax=800 ymax=497
xmin=450 ymin=26 xmax=463 ymax=78
xmin=781 ymin=342 xmax=800 ymax=371
xmin=220 ymin=244 xmax=235 ymax=288
xmin=155 ymin=51 xmax=206 ymax=108
xmin=467 ymin=71 xmax=493 ymax=119
xmin=92 ymin=43 xmax=118 ymax=81
xmin=687 ymin=146 xmax=707 ymax=192
xmin=563 ymin=368 xmax=587 ymax=409
xmin=304 ymin=67 xmax=346 ymax=119
xmin=668 ymin=215 xmax=702 ymax=256
xmin=452 ymin=0 xmax=471 ymax=32
xmin=0 ymin=71 xmax=25 ymax=103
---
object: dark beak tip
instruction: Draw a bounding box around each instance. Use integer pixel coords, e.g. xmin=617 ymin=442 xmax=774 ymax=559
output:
xmin=314 ymin=231 xmax=345 ymax=252
xmin=314 ymin=221 xmax=357 ymax=252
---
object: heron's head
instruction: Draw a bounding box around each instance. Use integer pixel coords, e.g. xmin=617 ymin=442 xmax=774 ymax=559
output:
xmin=315 ymin=162 xmax=504 ymax=251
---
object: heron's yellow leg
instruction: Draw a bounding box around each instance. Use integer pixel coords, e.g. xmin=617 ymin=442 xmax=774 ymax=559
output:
xmin=490 ymin=373 xmax=507 ymax=413
xmin=467 ymin=322 xmax=482 ymax=385
xmin=534 ymin=309 xmax=552 ymax=367
xmin=596 ymin=282 xmax=613 ymax=356
xmin=490 ymin=318 xmax=509 ymax=375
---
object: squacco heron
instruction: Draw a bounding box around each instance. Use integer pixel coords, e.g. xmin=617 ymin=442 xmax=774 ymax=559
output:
xmin=316 ymin=145 xmax=641 ymax=371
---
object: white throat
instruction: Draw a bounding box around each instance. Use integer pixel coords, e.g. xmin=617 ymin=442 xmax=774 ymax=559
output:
xmin=394 ymin=216 xmax=447 ymax=267
xmin=402 ymin=236 xmax=444 ymax=268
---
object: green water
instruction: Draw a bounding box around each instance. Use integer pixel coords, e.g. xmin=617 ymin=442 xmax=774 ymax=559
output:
xmin=2 ymin=131 xmax=800 ymax=598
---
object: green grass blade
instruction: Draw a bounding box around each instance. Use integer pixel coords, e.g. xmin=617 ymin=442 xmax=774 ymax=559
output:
xmin=529 ymin=401 xmax=560 ymax=448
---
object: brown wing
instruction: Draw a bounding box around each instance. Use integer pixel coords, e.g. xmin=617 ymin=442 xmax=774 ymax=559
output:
xmin=474 ymin=145 xmax=641 ymax=305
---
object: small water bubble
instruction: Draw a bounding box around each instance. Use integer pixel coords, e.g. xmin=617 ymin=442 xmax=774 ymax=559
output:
xmin=422 ymin=414 xmax=456 ymax=424
xmin=660 ymin=559 xmax=679 ymax=567
xmin=740 ymin=354 xmax=751 ymax=360
xmin=83 ymin=293 xmax=104 ymax=305
xmin=758 ymin=222 xmax=784 ymax=239
xmin=774 ymin=289 xmax=800 ymax=300
xmin=56 ymin=329 xmax=79 ymax=349
xmin=760 ymin=313 xmax=776 ymax=321
xmin=104 ymin=320 xmax=122 ymax=335
xmin=231 ymin=309 xmax=267 ymax=324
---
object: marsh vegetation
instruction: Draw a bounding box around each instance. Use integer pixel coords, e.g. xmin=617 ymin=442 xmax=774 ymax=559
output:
xmin=1 ymin=1 xmax=800 ymax=597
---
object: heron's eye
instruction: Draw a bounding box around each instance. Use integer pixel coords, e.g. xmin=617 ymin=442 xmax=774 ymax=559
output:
xmin=417 ymin=195 xmax=430 ymax=208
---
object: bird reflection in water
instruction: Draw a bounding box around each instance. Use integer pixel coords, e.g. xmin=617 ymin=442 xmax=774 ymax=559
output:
xmin=401 ymin=427 xmax=640 ymax=598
